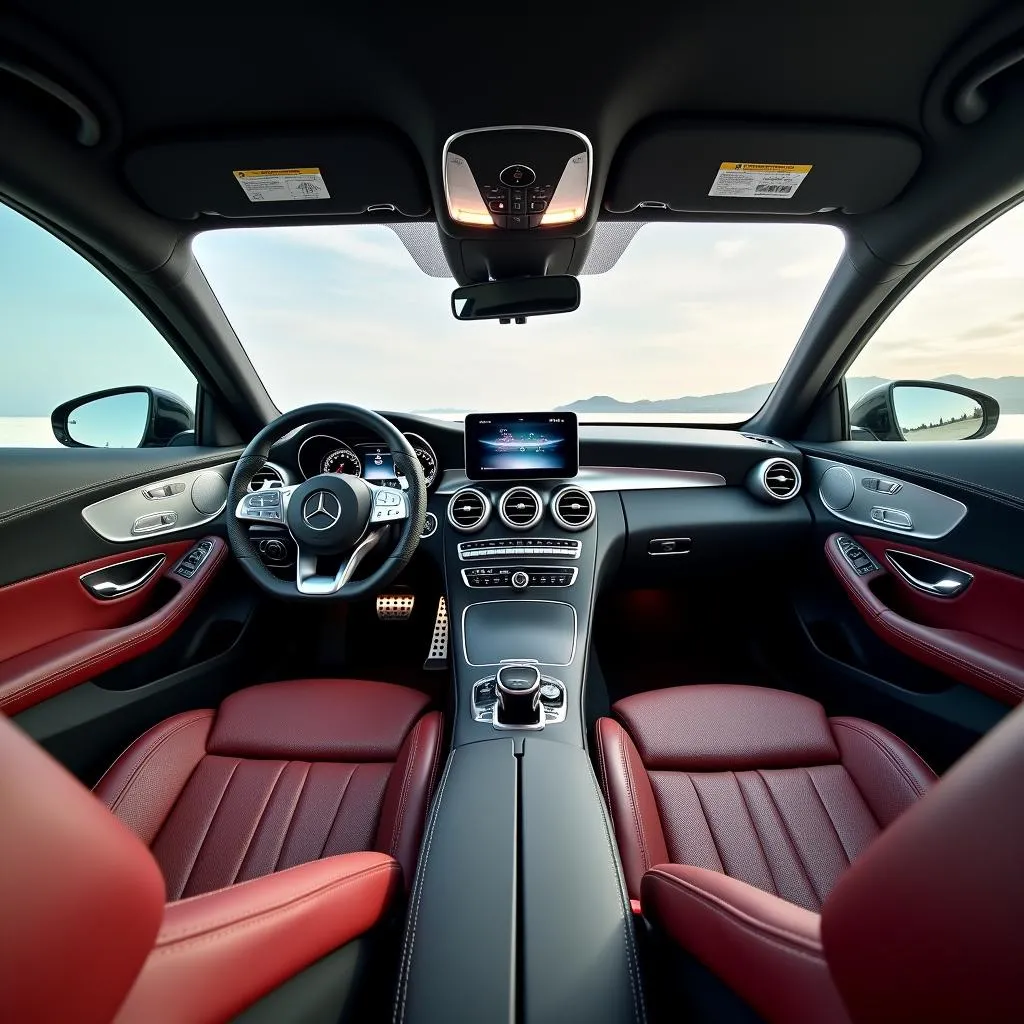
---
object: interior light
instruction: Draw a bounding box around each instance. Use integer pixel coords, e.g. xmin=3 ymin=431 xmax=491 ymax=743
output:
xmin=452 ymin=209 xmax=496 ymax=227
xmin=540 ymin=208 xmax=585 ymax=226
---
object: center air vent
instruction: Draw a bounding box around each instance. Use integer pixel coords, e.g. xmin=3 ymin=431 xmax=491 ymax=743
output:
xmin=248 ymin=464 xmax=285 ymax=492
xmin=447 ymin=488 xmax=492 ymax=532
xmin=749 ymin=458 xmax=802 ymax=503
xmin=498 ymin=487 xmax=543 ymax=530
xmin=551 ymin=487 xmax=595 ymax=531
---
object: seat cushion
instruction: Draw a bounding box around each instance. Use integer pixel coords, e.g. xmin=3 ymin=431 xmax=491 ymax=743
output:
xmin=95 ymin=679 xmax=443 ymax=898
xmin=597 ymin=685 xmax=935 ymax=905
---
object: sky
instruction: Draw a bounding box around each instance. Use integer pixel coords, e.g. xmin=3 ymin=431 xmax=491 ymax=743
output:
xmin=3 ymin=200 xmax=1024 ymax=419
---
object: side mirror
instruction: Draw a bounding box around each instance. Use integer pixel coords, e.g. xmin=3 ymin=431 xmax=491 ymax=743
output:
xmin=849 ymin=380 xmax=999 ymax=442
xmin=51 ymin=386 xmax=195 ymax=449
xmin=451 ymin=275 xmax=581 ymax=322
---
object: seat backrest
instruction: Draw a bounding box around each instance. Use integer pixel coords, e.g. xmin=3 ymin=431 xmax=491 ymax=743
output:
xmin=822 ymin=702 xmax=1024 ymax=1024
xmin=0 ymin=715 xmax=165 ymax=1024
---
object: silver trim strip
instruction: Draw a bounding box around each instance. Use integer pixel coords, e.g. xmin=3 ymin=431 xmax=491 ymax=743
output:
xmin=458 ymin=538 xmax=582 ymax=561
xmin=437 ymin=466 xmax=727 ymax=495
xmin=79 ymin=554 xmax=165 ymax=599
xmin=461 ymin=599 xmax=578 ymax=667
xmin=295 ymin=527 xmax=386 ymax=596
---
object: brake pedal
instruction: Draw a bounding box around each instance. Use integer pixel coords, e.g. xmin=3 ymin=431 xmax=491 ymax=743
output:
xmin=423 ymin=596 xmax=449 ymax=670
xmin=376 ymin=593 xmax=415 ymax=622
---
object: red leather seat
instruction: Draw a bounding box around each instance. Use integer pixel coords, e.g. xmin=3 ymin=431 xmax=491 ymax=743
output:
xmin=596 ymin=684 xmax=934 ymax=909
xmin=0 ymin=678 xmax=442 ymax=1022
xmin=95 ymin=678 xmax=443 ymax=897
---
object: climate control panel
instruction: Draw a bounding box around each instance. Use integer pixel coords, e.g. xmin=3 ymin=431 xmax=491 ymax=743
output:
xmin=462 ymin=565 xmax=578 ymax=589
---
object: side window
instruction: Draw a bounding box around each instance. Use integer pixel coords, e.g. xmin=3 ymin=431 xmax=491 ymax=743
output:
xmin=845 ymin=201 xmax=1024 ymax=442
xmin=0 ymin=203 xmax=197 ymax=448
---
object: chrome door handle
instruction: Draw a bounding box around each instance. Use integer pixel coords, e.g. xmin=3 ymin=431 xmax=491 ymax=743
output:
xmin=885 ymin=550 xmax=973 ymax=598
xmin=79 ymin=554 xmax=166 ymax=599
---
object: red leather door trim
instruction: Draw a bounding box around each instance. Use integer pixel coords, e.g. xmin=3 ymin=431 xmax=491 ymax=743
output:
xmin=824 ymin=533 xmax=1024 ymax=705
xmin=0 ymin=537 xmax=227 ymax=716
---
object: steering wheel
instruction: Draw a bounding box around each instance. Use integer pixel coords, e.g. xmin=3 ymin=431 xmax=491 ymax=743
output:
xmin=226 ymin=403 xmax=427 ymax=600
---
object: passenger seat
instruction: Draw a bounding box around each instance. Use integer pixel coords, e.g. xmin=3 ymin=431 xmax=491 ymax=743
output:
xmin=595 ymin=684 xmax=935 ymax=907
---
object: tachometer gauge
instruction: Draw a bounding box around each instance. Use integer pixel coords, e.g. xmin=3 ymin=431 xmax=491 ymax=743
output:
xmin=322 ymin=446 xmax=362 ymax=476
xmin=400 ymin=433 xmax=439 ymax=488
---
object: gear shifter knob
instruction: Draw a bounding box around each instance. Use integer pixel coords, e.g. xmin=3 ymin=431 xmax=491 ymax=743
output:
xmin=495 ymin=663 xmax=542 ymax=726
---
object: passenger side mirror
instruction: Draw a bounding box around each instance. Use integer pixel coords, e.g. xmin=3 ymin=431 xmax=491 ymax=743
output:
xmin=51 ymin=386 xmax=195 ymax=448
xmin=849 ymin=380 xmax=999 ymax=442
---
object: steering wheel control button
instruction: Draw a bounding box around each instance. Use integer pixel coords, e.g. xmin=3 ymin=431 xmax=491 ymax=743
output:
xmin=374 ymin=488 xmax=403 ymax=506
xmin=499 ymin=164 xmax=536 ymax=187
xmin=511 ymin=571 xmax=530 ymax=590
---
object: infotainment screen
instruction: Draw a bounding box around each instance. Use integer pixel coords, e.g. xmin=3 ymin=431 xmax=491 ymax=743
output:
xmin=464 ymin=412 xmax=579 ymax=481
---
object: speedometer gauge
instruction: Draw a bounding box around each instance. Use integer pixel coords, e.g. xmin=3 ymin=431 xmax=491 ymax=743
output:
xmin=322 ymin=446 xmax=362 ymax=476
xmin=402 ymin=433 xmax=439 ymax=488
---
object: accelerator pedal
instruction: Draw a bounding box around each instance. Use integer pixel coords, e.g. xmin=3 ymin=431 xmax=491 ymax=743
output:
xmin=376 ymin=592 xmax=415 ymax=622
xmin=423 ymin=596 xmax=449 ymax=670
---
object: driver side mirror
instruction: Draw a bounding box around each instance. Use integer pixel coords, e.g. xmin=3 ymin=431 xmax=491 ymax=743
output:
xmin=849 ymin=380 xmax=999 ymax=442
xmin=51 ymin=386 xmax=195 ymax=448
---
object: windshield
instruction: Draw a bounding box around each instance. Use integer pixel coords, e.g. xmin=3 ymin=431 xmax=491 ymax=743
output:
xmin=193 ymin=222 xmax=845 ymax=422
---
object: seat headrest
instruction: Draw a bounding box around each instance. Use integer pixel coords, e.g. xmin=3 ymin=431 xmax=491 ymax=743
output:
xmin=0 ymin=715 xmax=164 ymax=1023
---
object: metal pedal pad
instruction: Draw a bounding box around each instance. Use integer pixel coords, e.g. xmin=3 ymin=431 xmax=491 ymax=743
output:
xmin=423 ymin=596 xmax=449 ymax=670
xmin=376 ymin=593 xmax=415 ymax=621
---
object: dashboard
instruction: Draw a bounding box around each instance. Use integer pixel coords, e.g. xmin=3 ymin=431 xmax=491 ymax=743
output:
xmin=294 ymin=430 xmax=439 ymax=488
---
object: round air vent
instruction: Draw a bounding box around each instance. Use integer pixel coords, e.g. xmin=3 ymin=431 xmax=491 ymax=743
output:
xmin=498 ymin=487 xmax=543 ymax=530
xmin=551 ymin=486 xmax=595 ymax=531
xmin=749 ymin=458 xmax=802 ymax=503
xmin=447 ymin=488 xmax=491 ymax=532
xmin=248 ymin=464 xmax=286 ymax=492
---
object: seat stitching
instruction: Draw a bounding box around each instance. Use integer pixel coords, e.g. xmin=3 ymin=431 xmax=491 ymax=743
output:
xmin=735 ymin=772 xmax=780 ymax=897
xmin=390 ymin=719 xmax=422 ymax=857
xmin=179 ymin=759 xmax=240 ymax=900
xmin=596 ymin=722 xmax=611 ymax=807
xmin=273 ymin=762 xmax=312 ymax=872
xmin=155 ymin=862 xmax=398 ymax=949
xmin=316 ymin=764 xmax=358 ymax=860
xmin=687 ymin=774 xmax=726 ymax=875
xmin=619 ymin=733 xmax=650 ymax=872
xmin=396 ymin=750 xmax=456 ymax=1023
xmin=645 ymin=870 xmax=827 ymax=961
xmin=832 ymin=719 xmax=926 ymax=799
xmin=805 ymin=768 xmax=855 ymax=866
xmin=102 ymin=711 xmax=214 ymax=813
xmin=756 ymin=770 xmax=823 ymax=911
xmin=231 ymin=761 xmax=287 ymax=886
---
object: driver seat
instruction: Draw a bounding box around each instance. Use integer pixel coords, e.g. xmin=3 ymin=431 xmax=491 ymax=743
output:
xmin=94 ymin=678 xmax=443 ymax=899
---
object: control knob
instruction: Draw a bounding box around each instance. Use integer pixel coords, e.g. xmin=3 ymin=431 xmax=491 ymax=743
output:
xmin=511 ymin=571 xmax=530 ymax=590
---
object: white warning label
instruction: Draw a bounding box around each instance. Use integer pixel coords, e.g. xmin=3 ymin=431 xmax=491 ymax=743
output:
xmin=707 ymin=162 xmax=812 ymax=200
xmin=233 ymin=168 xmax=330 ymax=203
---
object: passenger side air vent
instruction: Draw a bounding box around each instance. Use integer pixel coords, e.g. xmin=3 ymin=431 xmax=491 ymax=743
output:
xmin=551 ymin=487 xmax=595 ymax=531
xmin=248 ymin=464 xmax=285 ymax=492
xmin=447 ymin=488 xmax=491 ymax=532
xmin=741 ymin=433 xmax=782 ymax=447
xmin=498 ymin=487 xmax=543 ymax=530
xmin=749 ymin=458 xmax=802 ymax=503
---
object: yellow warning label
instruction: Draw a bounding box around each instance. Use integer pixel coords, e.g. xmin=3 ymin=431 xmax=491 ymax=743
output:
xmin=718 ymin=162 xmax=812 ymax=173
xmin=708 ymin=162 xmax=812 ymax=200
xmin=232 ymin=168 xmax=330 ymax=202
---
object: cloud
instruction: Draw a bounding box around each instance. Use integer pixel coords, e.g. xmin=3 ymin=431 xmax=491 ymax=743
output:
xmin=272 ymin=225 xmax=415 ymax=270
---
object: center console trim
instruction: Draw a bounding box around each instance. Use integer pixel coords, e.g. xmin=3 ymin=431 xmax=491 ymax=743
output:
xmin=438 ymin=465 xmax=726 ymax=495
xmin=461 ymin=599 xmax=578 ymax=667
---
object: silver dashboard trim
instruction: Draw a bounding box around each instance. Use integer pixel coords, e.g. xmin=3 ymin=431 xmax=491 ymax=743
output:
xmin=437 ymin=466 xmax=726 ymax=495
xmin=461 ymin=599 xmax=578 ymax=667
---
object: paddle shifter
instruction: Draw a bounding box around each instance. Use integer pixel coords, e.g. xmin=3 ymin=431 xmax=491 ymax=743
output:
xmin=495 ymin=663 xmax=542 ymax=727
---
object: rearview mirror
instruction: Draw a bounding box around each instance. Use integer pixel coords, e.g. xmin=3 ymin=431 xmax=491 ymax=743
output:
xmin=451 ymin=276 xmax=581 ymax=322
xmin=849 ymin=380 xmax=999 ymax=442
xmin=51 ymin=386 xmax=195 ymax=448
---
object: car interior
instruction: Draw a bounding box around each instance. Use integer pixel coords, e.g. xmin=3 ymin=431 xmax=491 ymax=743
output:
xmin=2 ymin=3 xmax=1024 ymax=1022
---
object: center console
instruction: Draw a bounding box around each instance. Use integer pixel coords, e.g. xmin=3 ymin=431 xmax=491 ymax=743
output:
xmin=396 ymin=412 xmax=643 ymax=1023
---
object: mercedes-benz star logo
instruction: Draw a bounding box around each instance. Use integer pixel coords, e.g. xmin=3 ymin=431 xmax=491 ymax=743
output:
xmin=302 ymin=490 xmax=342 ymax=531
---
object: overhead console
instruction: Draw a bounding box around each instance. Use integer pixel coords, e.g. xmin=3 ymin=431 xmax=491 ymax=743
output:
xmin=605 ymin=120 xmax=921 ymax=215
xmin=443 ymin=126 xmax=592 ymax=231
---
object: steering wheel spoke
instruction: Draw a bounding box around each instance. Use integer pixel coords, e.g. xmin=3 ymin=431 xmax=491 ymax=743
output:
xmin=295 ymin=528 xmax=387 ymax=596
xmin=234 ymin=484 xmax=299 ymax=524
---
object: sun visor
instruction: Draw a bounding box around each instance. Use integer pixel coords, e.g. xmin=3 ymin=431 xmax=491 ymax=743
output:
xmin=124 ymin=131 xmax=431 ymax=220
xmin=605 ymin=123 xmax=921 ymax=215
